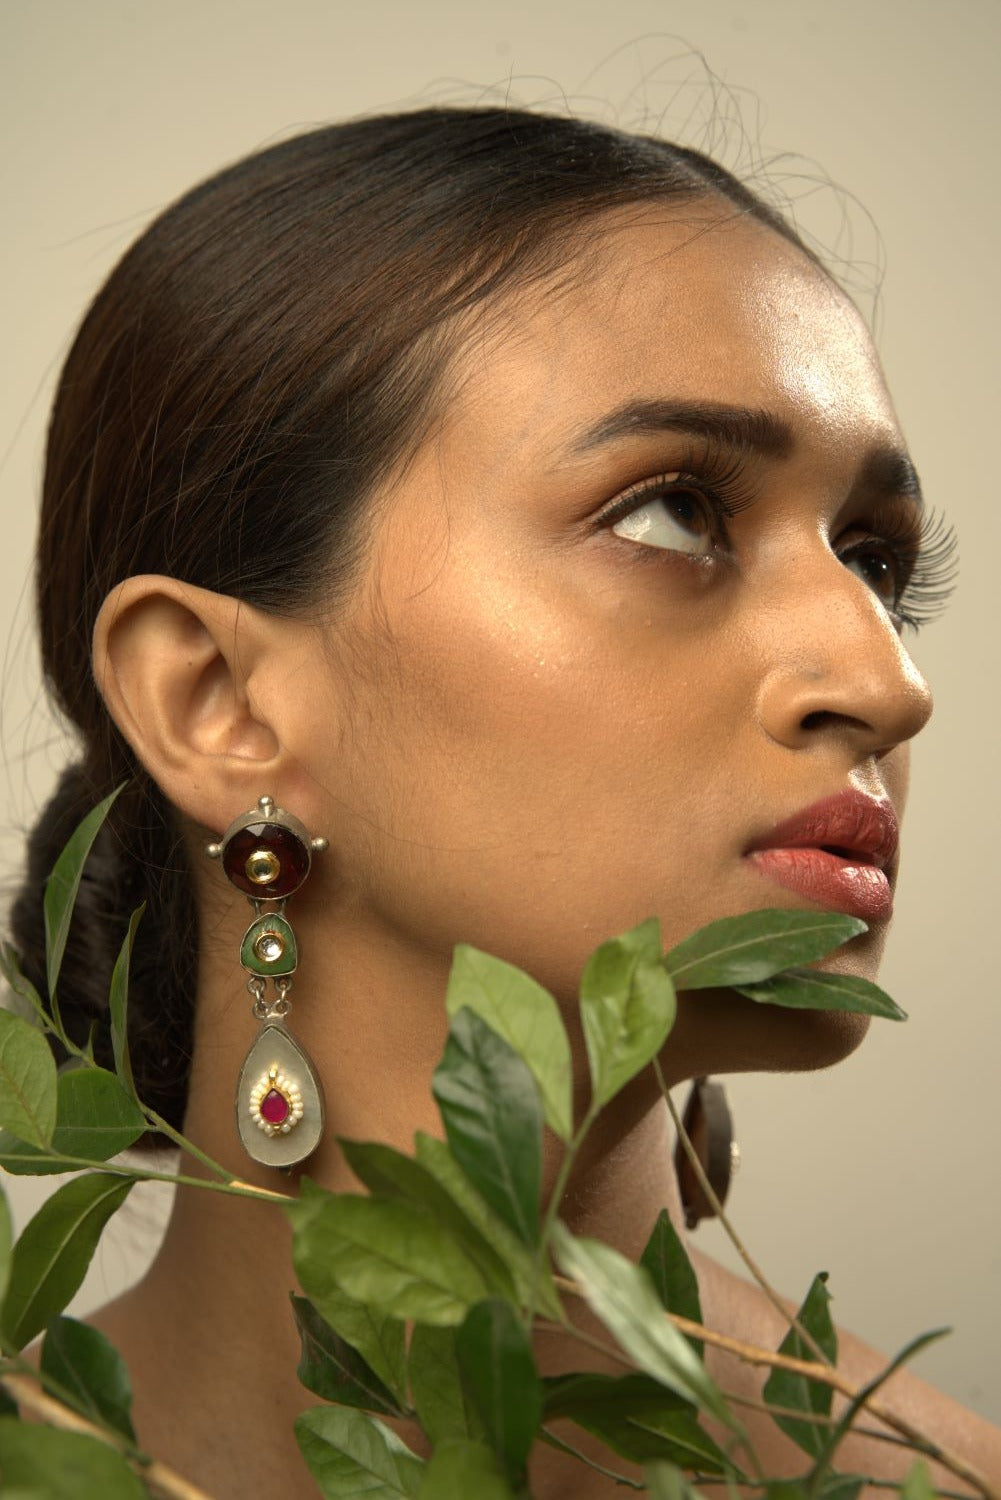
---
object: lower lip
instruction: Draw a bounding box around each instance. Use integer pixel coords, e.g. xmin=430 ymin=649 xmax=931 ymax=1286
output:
xmin=746 ymin=848 xmax=893 ymax=923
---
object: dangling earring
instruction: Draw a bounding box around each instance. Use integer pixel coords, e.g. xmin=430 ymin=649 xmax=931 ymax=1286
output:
xmin=674 ymin=1076 xmax=740 ymax=1229
xmin=206 ymin=795 xmax=328 ymax=1170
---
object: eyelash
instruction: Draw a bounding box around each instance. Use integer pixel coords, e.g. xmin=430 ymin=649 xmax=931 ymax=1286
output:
xmin=838 ymin=503 xmax=959 ymax=631
xmin=597 ymin=459 xmax=959 ymax=633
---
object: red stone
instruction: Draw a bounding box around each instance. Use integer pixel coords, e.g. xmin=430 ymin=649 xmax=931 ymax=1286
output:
xmin=222 ymin=821 xmax=311 ymax=897
xmin=261 ymin=1088 xmax=290 ymax=1125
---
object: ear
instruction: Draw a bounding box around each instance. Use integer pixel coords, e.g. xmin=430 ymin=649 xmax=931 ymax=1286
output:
xmin=92 ymin=575 xmax=294 ymax=832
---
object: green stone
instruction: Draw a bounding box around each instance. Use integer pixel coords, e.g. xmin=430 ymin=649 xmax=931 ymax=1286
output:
xmin=240 ymin=914 xmax=298 ymax=977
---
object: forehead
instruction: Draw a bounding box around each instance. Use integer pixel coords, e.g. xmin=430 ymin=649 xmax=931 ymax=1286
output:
xmin=441 ymin=205 xmax=900 ymax=464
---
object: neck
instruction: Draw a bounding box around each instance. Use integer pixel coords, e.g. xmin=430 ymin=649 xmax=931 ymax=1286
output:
xmin=99 ymin=905 xmax=692 ymax=1498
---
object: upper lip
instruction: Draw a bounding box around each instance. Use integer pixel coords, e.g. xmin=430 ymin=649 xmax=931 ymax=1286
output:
xmin=744 ymin=789 xmax=899 ymax=871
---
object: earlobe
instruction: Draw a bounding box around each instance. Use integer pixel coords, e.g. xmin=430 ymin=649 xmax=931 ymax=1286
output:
xmin=92 ymin=576 xmax=283 ymax=826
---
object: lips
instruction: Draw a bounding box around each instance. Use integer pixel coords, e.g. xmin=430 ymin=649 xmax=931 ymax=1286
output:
xmin=744 ymin=790 xmax=899 ymax=923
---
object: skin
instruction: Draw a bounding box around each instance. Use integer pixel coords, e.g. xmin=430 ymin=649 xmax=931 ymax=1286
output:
xmin=86 ymin=204 xmax=1001 ymax=1496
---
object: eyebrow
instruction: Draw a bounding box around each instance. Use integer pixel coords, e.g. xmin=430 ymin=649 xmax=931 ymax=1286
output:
xmin=567 ymin=399 xmax=794 ymax=459
xmin=566 ymin=397 xmax=924 ymax=509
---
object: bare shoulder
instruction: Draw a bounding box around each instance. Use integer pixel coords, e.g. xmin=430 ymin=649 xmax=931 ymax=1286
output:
xmin=689 ymin=1247 xmax=1001 ymax=1494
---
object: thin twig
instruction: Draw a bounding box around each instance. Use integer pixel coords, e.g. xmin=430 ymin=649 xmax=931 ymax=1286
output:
xmin=722 ymin=1385 xmax=911 ymax=1447
xmin=538 ymin=1425 xmax=644 ymax=1489
xmin=691 ymin=1479 xmax=975 ymax=1500
xmin=0 ymin=1373 xmax=217 ymax=1500
xmin=554 ymin=1275 xmax=999 ymax=1500
xmin=140 ymin=1107 xmax=236 ymax=1185
xmin=535 ymin=1315 xmax=634 ymax=1372
xmin=0 ymin=1152 xmax=292 ymax=1204
xmin=657 ymin=1060 xmax=831 ymax=1370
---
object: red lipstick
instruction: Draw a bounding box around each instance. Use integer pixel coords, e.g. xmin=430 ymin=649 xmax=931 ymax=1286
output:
xmin=744 ymin=790 xmax=899 ymax=923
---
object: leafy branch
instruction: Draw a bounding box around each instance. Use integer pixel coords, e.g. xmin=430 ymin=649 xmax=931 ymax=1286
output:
xmin=0 ymin=796 xmax=992 ymax=1498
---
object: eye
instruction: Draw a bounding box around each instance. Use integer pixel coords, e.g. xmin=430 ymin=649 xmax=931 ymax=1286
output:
xmin=608 ymin=475 xmax=716 ymax=557
xmin=838 ymin=540 xmax=905 ymax=612
xmin=836 ymin=505 xmax=959 ymax=633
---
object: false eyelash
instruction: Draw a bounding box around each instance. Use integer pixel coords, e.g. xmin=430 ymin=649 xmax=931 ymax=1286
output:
xmin=603 ymin=440 xmax=762 ymax=529
xmin=846 ymin=501 xmax=959 ymax=631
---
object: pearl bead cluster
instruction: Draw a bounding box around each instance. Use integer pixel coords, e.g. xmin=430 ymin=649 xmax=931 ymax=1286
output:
xmin=248 ymin=1063 xmax=304 ymax=1136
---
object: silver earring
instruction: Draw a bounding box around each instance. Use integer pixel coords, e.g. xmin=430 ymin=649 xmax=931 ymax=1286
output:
xmin=206 ymin=796 xmax=328 ymax=1170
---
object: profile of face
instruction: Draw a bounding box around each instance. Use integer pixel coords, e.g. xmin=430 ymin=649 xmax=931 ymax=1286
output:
xmin=262 ymin=203 xmax=933 ymax=1079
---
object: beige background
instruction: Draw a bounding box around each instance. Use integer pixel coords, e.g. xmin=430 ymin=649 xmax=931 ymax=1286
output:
xmin=1 ymin=0 xmax=998 ymax=1426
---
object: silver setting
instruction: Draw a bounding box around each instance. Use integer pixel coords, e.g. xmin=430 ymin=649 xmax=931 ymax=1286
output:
xmin=204 ymin=794 xmax=322 ymax=866
xmin=236 ymin=1024 xmax=324 ymax=1169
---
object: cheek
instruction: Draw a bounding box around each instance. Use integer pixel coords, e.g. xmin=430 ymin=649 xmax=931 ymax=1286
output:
xmin=315 ymin=551 xmax=753 ymax=998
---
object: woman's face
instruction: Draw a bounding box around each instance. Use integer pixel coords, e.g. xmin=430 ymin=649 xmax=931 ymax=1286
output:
xmin=288 ymin=203 xmax=933 ymax=1071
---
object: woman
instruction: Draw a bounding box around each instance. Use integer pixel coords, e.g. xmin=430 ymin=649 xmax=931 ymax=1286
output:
xmin=11 ymin=107 xmax=999 ymax=1495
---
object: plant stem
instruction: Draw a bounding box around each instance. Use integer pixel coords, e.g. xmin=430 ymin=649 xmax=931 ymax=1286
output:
xmin=555 ymin=1274 xmax=999 ymax=1500
xmin=139 ymin=1108 xmax=236 ymax=1183
xmin=0 ymin=1371 xmax=217 ymax=1500
xmin=689 ymin=1479 xmax=974 ymax=1500
xmin=656 ymin=1060 xmax=831 ymax=1369
xmin=0 ymin=1153 xmax=291 ymax=1204
xmin=535 ymin=1317 xmax=634 ymax=1372
xmin=538 ymin=1427 xmax=643 ymax=1489
xmin=532 ymin=1099 xmax=600 ymax=1325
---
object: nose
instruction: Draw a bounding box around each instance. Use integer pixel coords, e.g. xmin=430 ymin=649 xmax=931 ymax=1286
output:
xmin=753 ymin=560 xmax=934 ymax=759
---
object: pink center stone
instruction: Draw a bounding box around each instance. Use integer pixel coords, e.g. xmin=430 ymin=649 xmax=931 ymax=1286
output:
xmin=261 ymin=1088 xmax=290 ymax=1125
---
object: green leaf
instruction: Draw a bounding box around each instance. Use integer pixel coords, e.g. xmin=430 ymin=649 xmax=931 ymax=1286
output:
xmin=0 ymin=1419 xmax=146 ymax=1498
xmin=292 ymin=1283 xmax=407 ymax=1408
xmin=815 ymin=1478 xmax=865 ymax=1500
xmin=0 ymin=1383 xmax=17 ymax=1417
xmin=408 ymin=1323 xmax=486 ymax=1445
xmin=455 ymin=1299 xmax=541 ymax=1485
xmin=763 ymin=1273 xmax=837 ymax=1458
xmin=295 ymin=1405 xmax=424 ymax=1499
xmin=640 ymin=1211 xmax=703 ymax=1358
xmin=0 ymin=1067 xmax=147 ymax=1174
xmin=579 ymin=928 xmax=676 ymax=1110
xmin=664 ymin=909 xmax=866 ymax=989
xmin=542 ymin=1372 xmax=734 ymax=1473
xmin=339 ymin=1140 xmax=516 ymax=1300
xmin=40 ymin=1315 xmax=136 ymax=1442
xmin=2 ymin=1172 xmax=133 ymax=1349
xmin=808 ymin=1328 xmax=949 ymax=1483
xmin=413 ymin=1133 xmax=561 ymax=1320
xmin=432 ymin=1008 xmax=543 ymax=1247
xmin=735 ymin=969 xmax=905 ymax=1021
xmin=43 ymin=786 xmax=122 ymax=1002
xmin=543 ymin=1370 xmax=685 ymax=1421
xmin=645 ymin=1459 xmax=707 ymax=1500
xmin=418 ymin=1438 xmax=517 ymax=1499
xmin=551 ymin=1223 xmax=731 ymax=1425
xmin=109 ymin=905 xmax=144 ymax=1101
xmin=291 ymin=1293 xmax=404 ymax=1415
xmin=0 ymin=945 xmax=48 ymax=1029
xmin=0 ymin=1183 xmax=12 ymax=1308
xmin=289 ymin=1193 xmax=496 ymax=1327
xmin=900 ymin=1460 xmax=937 ymax=1500
xmin=0 ymin=1009 xmax=57 ymax=1149
xmin=445 ymin=945 xmax=573 ymax=1142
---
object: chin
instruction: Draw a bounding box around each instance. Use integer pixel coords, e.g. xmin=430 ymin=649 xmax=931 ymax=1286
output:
xmin=667 ymin=989 xmax=872 ymax=1081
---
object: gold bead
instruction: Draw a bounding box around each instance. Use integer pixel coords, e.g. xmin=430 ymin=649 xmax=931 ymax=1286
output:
xmin=246 ymin=848 xmax=281 ymax=885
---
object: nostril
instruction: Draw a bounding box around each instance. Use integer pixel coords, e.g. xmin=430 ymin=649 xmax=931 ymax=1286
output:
xmin=801 ymin=709 xmax=868 ymax=732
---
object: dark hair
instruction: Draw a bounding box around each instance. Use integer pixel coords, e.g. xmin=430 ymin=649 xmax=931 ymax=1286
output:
xmin=11 ymin=106 xmax=812 ymax=1133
